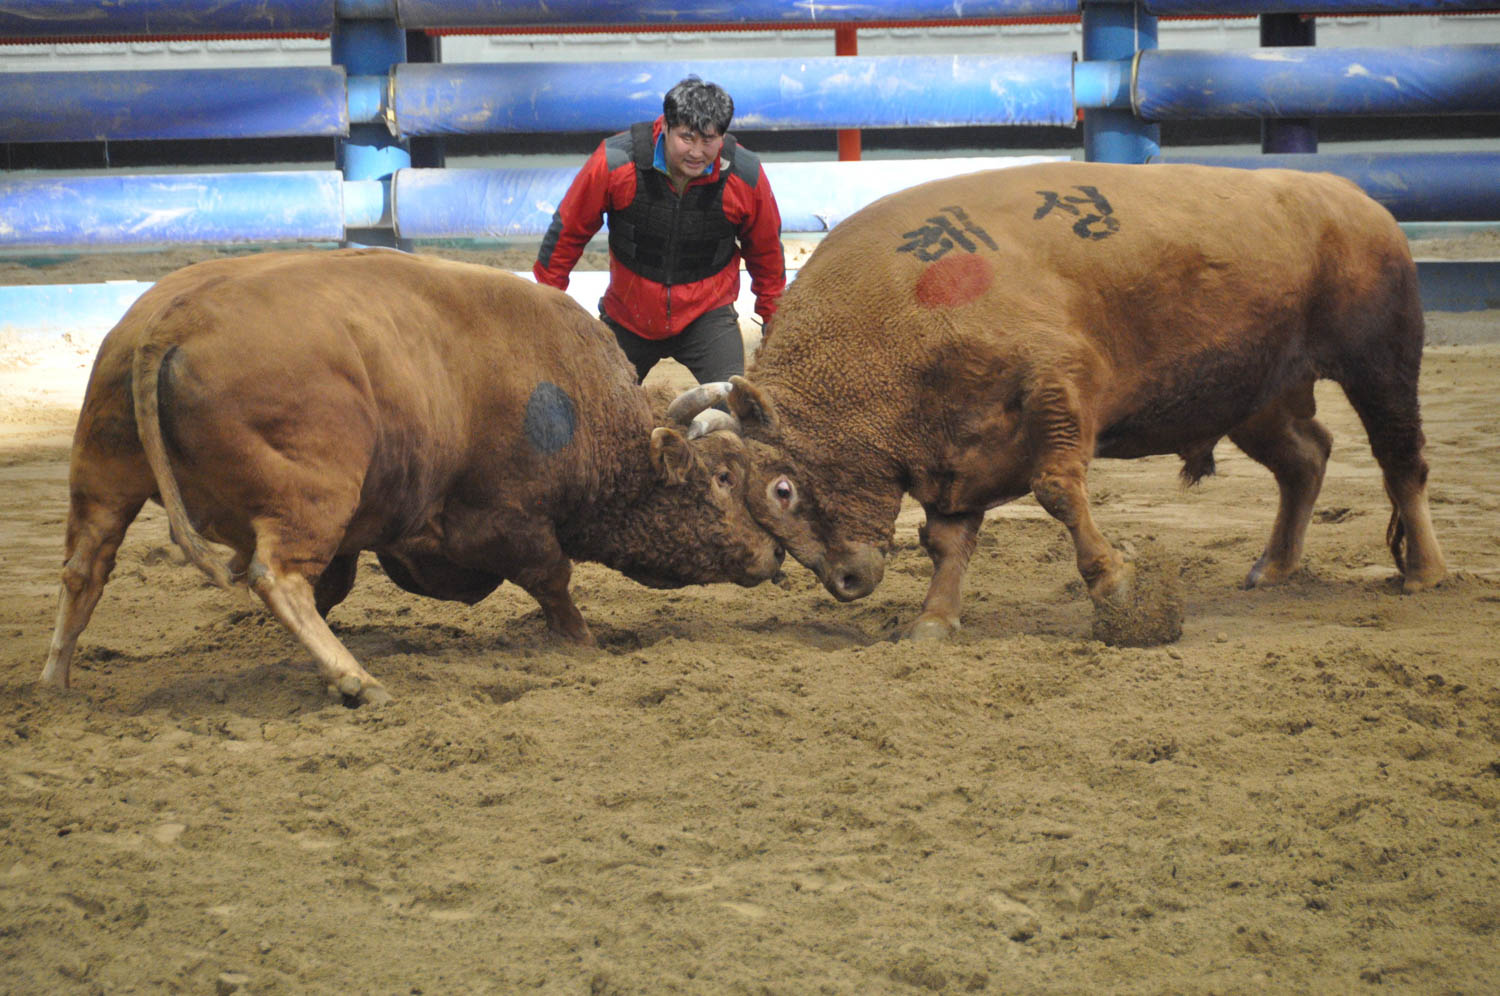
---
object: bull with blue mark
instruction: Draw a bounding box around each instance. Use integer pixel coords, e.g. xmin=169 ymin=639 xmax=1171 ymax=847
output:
xmin=42 ymin=249 xmax=783 ymax=706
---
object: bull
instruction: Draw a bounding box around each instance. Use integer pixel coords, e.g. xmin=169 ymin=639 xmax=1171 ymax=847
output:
xmin=41 ymin=249 xmax=783 ymax=705
xmin=701 ymin=162 xmax=1447 ymax=640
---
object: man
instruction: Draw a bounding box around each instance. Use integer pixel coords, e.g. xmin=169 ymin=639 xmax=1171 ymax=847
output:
xmin=534 ymin=76 xmax=785 ymax=385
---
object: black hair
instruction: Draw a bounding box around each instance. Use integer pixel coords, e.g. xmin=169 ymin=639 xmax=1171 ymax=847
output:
xmin=662 ymin=76 xmax=734 ymax=137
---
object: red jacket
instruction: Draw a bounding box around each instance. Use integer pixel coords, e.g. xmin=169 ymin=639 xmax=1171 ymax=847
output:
xmin=534 ymin=116 xmax=785 ymax=341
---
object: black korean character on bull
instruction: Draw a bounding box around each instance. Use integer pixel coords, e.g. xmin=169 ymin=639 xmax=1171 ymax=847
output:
xmin=1033 ymin=185 xmax=1119 ymax=240
xmin=896 ymin=205 xmax=999 ymax=262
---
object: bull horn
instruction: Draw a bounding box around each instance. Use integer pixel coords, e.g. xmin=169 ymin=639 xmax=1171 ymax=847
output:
xmin=666 ymin=381 xmax=733 ymax=425
xmin=687 ymin=408 xmax=742 ymax=440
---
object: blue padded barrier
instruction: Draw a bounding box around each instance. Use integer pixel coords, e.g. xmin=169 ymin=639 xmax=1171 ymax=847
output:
xmin=393 ymin=0 xmax=1081 ymax=29
xmin=391 ymin=54 xmax=1079 ymax=137
xmin=391 ymin=156 xmax=1067 ymax=239
xmin=0 ymin=173 xmax=349 ymax=249
xmin=1145 ymin=0 xmax=1497 ymax=12
xmin=0 ymin=1 xmax=336 ymax=38
xmin=0 ymin=68 xmax=350 ymax=143
xmin=2 ymin=0 xmax=1491 ymax=35
xmin=1150 ymin=152 xmax=1500 ymax=221
xmin=1134 ymin=45 xmax=1500 ymax=121
xmin=6 ymin=152 xmax=1496 ymax=250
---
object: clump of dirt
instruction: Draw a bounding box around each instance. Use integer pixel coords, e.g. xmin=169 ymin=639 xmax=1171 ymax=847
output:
xmin=1091 ymin=538 xmax=1184 ymax=647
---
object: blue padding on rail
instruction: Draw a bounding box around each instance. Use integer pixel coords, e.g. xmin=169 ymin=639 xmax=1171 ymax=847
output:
xmin=1149 ymin=152 xmax=1500 ymax=222
xmin=1145 ymin=0 xmax=1495 ymax=12
xmin=3 ymin=0 xmax=1493 ymax=36
xmin=1135 ymin=45 xmax=1500 ymax=121
xmin=391 ymin=156 xmax=1068 ymax=239
xmin=0 ymin=173 xmax=348 ymax=249
xmin=1415 ymin=261 xmax=1500 ymax=313
xmin=394 ymin=0 xmax=1080 ymax=29
xmin=0 ymin=68 xmax=350 ymax=143
xmin=393 ymin=168 xmax=571 ymax=240
xmin=392 ymin=54 xmax=1078 ymax=136
xmin=0 ymin=0 xmax=335 ymax=38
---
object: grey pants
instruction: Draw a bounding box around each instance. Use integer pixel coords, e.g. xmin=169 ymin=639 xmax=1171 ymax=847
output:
xmin=602 ymin=304 xmax=744 ymax=385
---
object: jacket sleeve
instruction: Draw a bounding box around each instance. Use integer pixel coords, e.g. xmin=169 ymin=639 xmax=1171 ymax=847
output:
xmin=533 ymin=141 xmax=612 ymax=291
xmin=735 ymin=165 xmax=787 ymax=326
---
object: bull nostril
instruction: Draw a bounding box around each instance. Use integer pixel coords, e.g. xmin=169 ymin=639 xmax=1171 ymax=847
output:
xmin=825 ymin=547 xmax=884 ymax=601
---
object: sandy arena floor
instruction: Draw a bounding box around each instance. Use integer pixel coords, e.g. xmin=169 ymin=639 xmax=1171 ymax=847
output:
xmin=1 ymin=247 xmax=1497 ymax=994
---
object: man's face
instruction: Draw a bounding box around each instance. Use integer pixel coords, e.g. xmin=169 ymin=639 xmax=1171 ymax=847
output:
xmin=663 ymin=124 xmax=724 ymax=187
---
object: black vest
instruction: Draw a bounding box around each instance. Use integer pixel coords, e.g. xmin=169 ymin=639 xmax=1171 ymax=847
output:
xmin=606 ymin=121 xmax=760 ymax=286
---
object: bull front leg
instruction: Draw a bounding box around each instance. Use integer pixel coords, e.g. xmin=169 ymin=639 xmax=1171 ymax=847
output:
xmin=909 ymin=510 xmax=984 ymax=641
xmin=507 ymin=537 xmax=593 ymax=647
xmin=1030 ymin=461 xmax=1131 ymax=607
xmin=1025 ymin=382 xmax=1131 ymax=606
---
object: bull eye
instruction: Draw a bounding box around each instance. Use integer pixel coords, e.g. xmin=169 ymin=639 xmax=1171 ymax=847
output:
xmin=715 ymin=469 xmax=733 ymax=488
xmin=772 ymin=477 xmax=795 ymax=506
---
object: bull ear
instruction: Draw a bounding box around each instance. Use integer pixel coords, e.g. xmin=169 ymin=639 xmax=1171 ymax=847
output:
xmin=649 ymin=427 xmax=694 ymax=485
xmin=727 ymin=375 xmax=779 ymax=433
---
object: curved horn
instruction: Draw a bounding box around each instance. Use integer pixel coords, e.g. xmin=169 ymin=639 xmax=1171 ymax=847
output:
xmin=687 ymin=408 xmax=743 ymax=440
xmin=666 ymin=381 xmax=733 ymax=425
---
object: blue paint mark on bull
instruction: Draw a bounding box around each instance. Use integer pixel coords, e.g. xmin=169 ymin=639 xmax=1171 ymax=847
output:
xmin=524 ymin=382 xmax=577 ymax=454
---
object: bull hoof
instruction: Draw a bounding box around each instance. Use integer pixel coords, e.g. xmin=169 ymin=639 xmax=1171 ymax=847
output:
xmin=1401 ymin=569 xmax=1446 ymax=594
xmin=328 ymin=675 xmax=393 ymax=708
xmin=358 ymin=684 xmax=394 ymax=707
xmin=1089 ymin=560 xmax=1136 ymax=605
xmin=908 ymin=614 xmax=959 ymax=642
xmin=1244 ymin=554 xmax=1297 ymax=589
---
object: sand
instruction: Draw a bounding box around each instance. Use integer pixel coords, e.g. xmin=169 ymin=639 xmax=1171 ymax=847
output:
xmin=1 ymin=247 xmax=1497 ymax=994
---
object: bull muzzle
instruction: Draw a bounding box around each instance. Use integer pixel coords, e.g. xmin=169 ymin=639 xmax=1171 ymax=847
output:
xmin=822 ymin=544 xmax=885 ymax=602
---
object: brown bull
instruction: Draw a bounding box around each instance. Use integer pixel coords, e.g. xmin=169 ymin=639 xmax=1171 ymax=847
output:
xmin=41 ymin=249 xmax=782 ymax=704
xmin=717 ymin=161 xmax=1446 ymax=640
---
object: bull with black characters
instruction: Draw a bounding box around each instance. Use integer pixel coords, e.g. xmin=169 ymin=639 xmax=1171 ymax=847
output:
xmin=42 ymin=249 xmax=783 ymax=705
xmin=683 ymin=161 xmax=1448 ymax=641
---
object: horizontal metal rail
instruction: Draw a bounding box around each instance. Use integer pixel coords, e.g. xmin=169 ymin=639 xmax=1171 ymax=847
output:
xmin=1148 ymin=151 xmax=1500 ymax=221
xmin=6 ymin=154 xmax=1499 ymax=251
xmin=390 ymin=54 xmax=1078 ymax=136
xmin=8 ymin=43 xmax=1495 ymax=143
xmin=1134 ymin=44 xmax=1500 ymax=120
xmin=3 ymin=0 xmax=1499 ymax=39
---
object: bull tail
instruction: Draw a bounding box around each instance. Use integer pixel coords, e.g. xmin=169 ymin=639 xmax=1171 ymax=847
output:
xmin=131 ymin=339 xmax=235 ymax=590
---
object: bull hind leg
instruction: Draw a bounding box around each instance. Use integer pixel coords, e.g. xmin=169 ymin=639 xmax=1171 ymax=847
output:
xmin=245 ymin=522 xmax=391 ymax=706
xmin=909 ymin=510 xmax=984 ymax=641
xmin=41 ymin=493 xmax=146 ymax=688
xmin=1229 ymin=382 xmax=1333 ymax=588
xmin=1338 ymin=361 xmax=1447 ymax=592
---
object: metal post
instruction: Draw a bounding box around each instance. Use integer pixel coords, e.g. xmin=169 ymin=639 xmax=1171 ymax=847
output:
xmin=332 ymin=11 xmax=410 ymax=248
xmin=835 ymin=25 xmax=862 ymax=161
xmin=405 ymin=29 xmax=447 ymax=169
xmin=1260 ymin=14 xmax=1318 ymax=153
xmin=1081 ymin=0 xmax=1159 ymax=163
